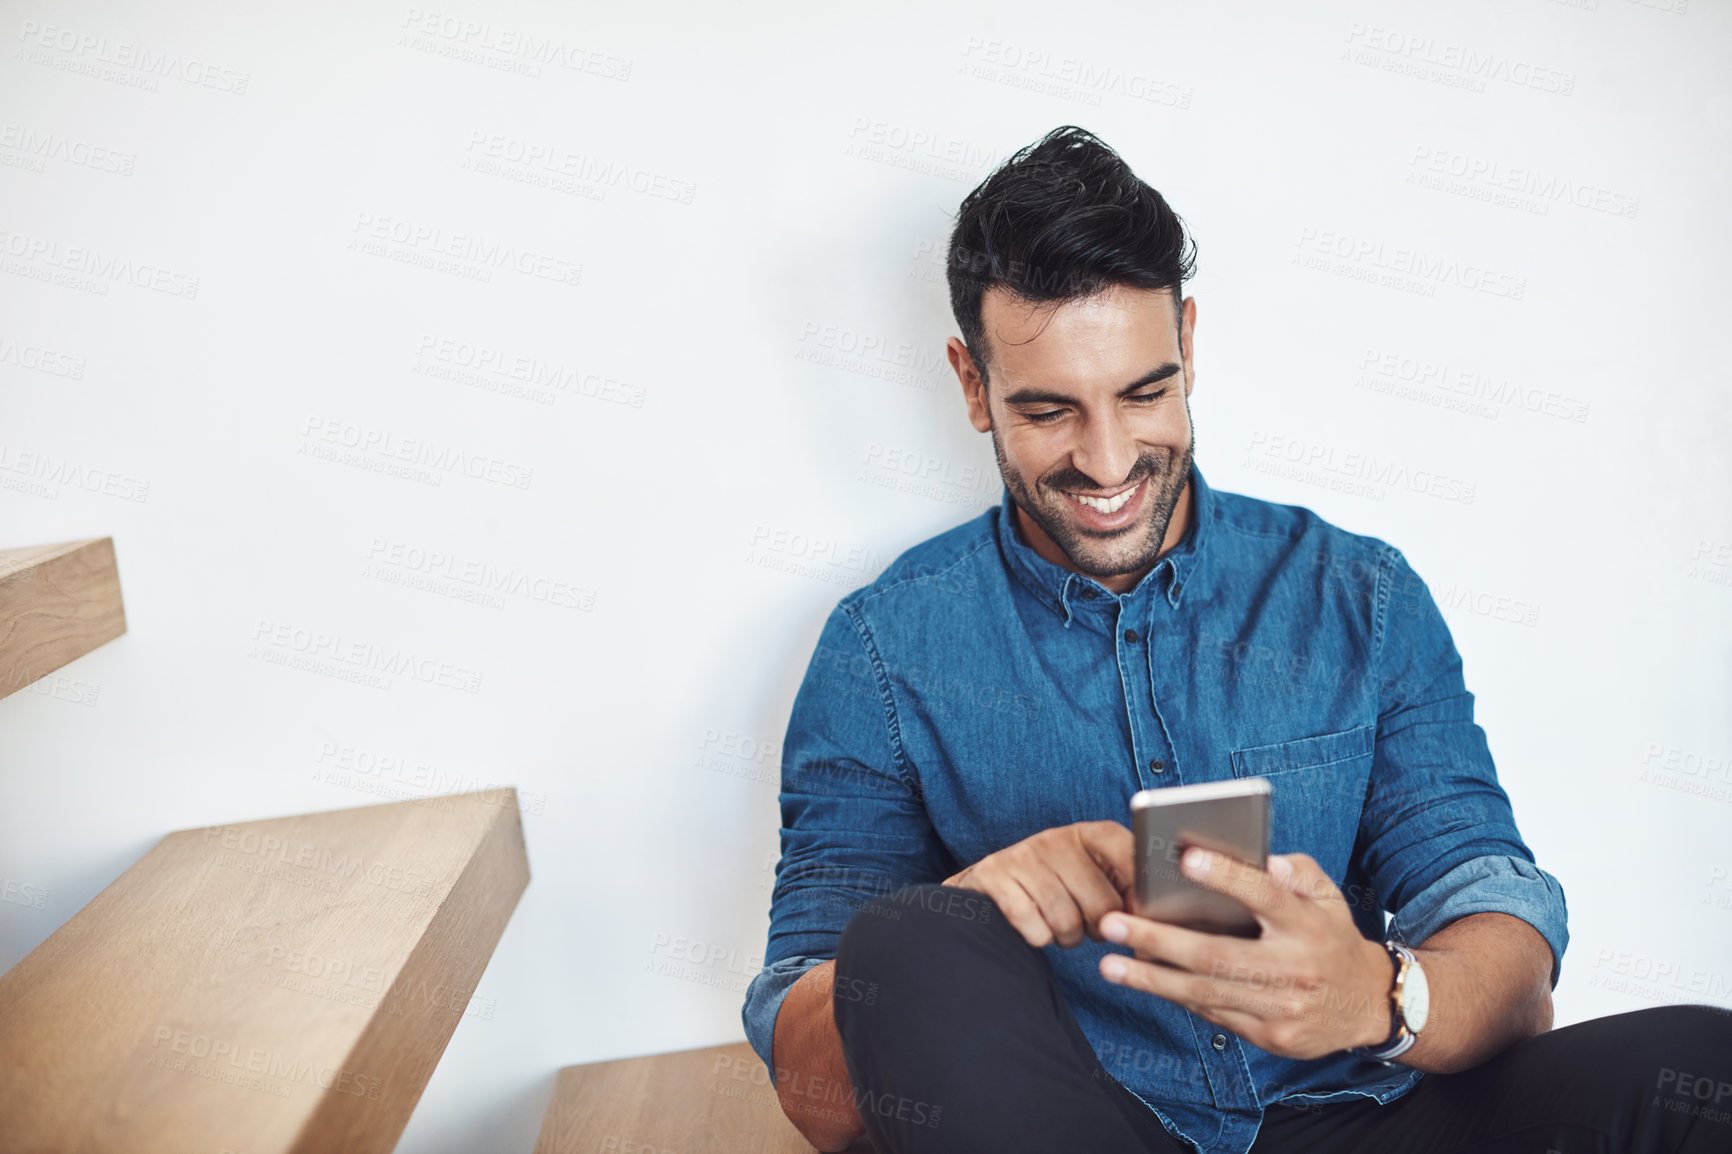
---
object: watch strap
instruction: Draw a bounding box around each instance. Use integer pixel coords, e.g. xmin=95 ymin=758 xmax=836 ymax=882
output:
xmin=1351 ymin=941 xmax=1418 ymax=1064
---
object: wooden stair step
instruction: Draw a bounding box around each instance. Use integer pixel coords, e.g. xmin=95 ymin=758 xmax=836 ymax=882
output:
xmin=0 ymin=789 xmax=530 ymax=1154
xmin=533 ymin=1041 xmax=840 ymax=1154
xmin=0 ymin=537 xmax=126 ymax=702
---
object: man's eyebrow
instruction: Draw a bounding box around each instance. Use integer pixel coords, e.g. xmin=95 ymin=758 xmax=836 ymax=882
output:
xmin=1000 ymin=363 xmax=1182 ymax=407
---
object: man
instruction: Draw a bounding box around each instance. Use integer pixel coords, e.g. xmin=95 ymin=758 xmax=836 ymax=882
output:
xmin=741 ymin=125 xmax=1729 ymax=1154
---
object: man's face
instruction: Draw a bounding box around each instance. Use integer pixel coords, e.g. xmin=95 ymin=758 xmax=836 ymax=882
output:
xmin=948 ymin=283 xmax=1197 ymax=592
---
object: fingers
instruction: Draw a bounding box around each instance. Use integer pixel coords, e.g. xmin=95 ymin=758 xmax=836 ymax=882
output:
xmin=959 ymin=823 xmax=1133 ymax=949
xmin=1012 ymin=828 xmax=1130 ymax=947
xmin=1099 ymin=910 xmax=1248 ymax=975
xmin=1093 ymin=852 xmax=1346 ymax=959
xmin=977 ymin=871 xmax=1057 ymax=948
xmin=953 ymin=852 xmax=1092 ymax=949
xmin=1175 ymin=847 xmax=1294 ymax=921
xmin=1268 ymin=853 xmax=1344 ymax=907
xmin=1096 ymin=952 xmax=1273 ymax=1043
xmin=1094 ymin=852 xmax=1379 ymax=1061
xmin=1057 ymin=824 xmax=1133 ymax=941
xmin=1076 ymin=820 xmax=1136 ymax=895
xmin=1208 ymin=851 xmax=1348 ymax=915
xmin=1010 ymin=866 xmax=1091 ymax=948
xmin=1097 ymin=933 xmax=1382 ymax=1061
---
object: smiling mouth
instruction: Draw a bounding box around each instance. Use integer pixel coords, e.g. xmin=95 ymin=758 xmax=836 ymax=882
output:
xmin=1061 ymin=479 xmax=1143 ymax=514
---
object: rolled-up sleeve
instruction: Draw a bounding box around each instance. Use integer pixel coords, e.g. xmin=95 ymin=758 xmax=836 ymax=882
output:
xmin=741 ymin=599 xmax=956 ymax=1083
xmin=1356 ymin=546 xmax=1569 ymax=986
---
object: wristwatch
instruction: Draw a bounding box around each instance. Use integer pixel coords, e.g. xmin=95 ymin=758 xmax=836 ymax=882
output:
xmin=1352 ymin=941 xmax=1430 ymax=1064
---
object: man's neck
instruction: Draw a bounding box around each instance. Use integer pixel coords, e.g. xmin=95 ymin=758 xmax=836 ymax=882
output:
xmin=1014 ymin=477 xmax=1193 ymax=595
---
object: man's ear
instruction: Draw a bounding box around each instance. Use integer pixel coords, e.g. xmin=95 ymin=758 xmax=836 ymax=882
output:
xmin=1180 ymin=295 xmax=1197 ymax=398
xmin=948 ymin=337 xmax=992 ymax=433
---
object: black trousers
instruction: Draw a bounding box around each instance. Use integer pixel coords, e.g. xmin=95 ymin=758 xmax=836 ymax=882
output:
xmin=831 ymin=883 xmax=1732 ymax=1154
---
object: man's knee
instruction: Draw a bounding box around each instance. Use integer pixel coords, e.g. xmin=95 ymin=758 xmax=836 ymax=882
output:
xmin=1554 ymin=1003 xmax=1732 ymax=1092
xmin=836 ymin=883 xmax=1016 ymax=985
xmin=1638 ymin=1004 xmax=1732 ymax=1074
xmin=1596 ymin=1003 xmax=1732 ymax=1047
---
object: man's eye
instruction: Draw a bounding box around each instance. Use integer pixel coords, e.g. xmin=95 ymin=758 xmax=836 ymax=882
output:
xmin=1028 ymin=410 xmax=1065 ymax=423
xmin=1129 ymin=389 xmax=1166 ymax=403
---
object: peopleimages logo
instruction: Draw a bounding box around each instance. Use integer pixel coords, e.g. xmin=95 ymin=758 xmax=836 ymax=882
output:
xmin=14 ymin=20 xmax=251 ymax=94
xmin=397 ymin=8 xmax=632 ymax=80
xmin=462 ymin=131 xmax=694 ymax=203
xmin=0 ymin=123 xmax=136 ymax=175
xmin=0 ymin=333 xmax=86 ymax=378
xmin=1242 ymin=431 xmax=1477 ymax=505
xmin=1343 ymin=22 xmax=1576 ymax=96
xmin=249 ymin=618 xmax=484 ymax=695
xmin=1293 ymin=227 xmax=1525 ymax=301
xmin=199 ymin=823 xmax=437 ymax=896
xmin=0 ymin=444 xmax=149 ymax=502
xmin=347 ymin=212 xmax=582 ymax=288
xmin=300 ymin=416 xmax=534 ymax=490
xmin=146 ymin=1025 xmax=382 ymax=1099
xmin=1407 ymin=146 xmax=1639 ymax=219
xmin=413 ymin=333 xmax=646 ymax=409
xmin=1355 ymin=348 xmax=1591 ymax=425
xmin=363 ymin=538 xmax=595 ymax=611
xmin=957 ymin=37 xmax=1193 ymax=109
xmin=0 ymin=227 xmax=200 ymax=298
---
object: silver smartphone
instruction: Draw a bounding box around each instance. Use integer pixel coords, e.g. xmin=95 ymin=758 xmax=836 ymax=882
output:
xmin=1130 ymin=777 xmax=1272 ymax=938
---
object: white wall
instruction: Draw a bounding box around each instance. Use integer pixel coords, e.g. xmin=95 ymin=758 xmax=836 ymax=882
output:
xmin=2 ymin=0 xmax=1728 ymax=1149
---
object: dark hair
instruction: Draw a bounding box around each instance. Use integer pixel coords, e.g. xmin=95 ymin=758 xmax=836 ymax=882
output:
xmin=946 ymin=125 xmax=1197 ymax=386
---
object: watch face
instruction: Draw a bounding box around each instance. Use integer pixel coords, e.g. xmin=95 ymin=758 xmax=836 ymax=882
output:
xmin=1402 ymin=959 xmax=1430 ymax=1034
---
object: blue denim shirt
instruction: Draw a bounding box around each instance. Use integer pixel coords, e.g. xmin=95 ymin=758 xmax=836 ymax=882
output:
xmin=742 ymin=461 xmax=1568 ymax=1154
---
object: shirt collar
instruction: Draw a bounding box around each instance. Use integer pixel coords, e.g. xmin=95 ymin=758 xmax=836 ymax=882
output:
xmin=995 ymin=461 xmax=1213 ymax=626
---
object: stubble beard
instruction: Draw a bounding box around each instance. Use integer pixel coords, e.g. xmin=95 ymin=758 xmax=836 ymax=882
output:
xmin=991 ymin=404 xmax=1196 ymax=581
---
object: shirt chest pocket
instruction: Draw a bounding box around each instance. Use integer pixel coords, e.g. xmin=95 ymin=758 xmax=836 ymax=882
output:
xmin=1229 ymin=723 xmax=1376 ymax=872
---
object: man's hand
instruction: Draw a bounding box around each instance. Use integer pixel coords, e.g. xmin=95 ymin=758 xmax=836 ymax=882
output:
xmin=1096 ymin=848 xmax=1392 ymax=1059
xmin=943 ymin=820 xmax=1135 ymax=949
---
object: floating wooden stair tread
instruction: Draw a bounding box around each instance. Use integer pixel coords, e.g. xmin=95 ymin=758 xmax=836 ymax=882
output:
xmin=533 ymin=1040 xmax=850 ymax=1154
xmin=0 ymin=536 xmax=126 ymax=701
xmin=0 ymin=789 xmax=530 ymax=1154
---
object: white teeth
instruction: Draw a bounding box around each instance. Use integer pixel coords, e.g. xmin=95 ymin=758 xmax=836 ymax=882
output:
xmin=1070 ymin=482 xmax=1139 ymax=514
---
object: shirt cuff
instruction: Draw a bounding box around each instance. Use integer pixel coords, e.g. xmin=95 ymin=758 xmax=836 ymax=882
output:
xmin=1386 ymin=855 xmax=1569 ymax=987
xmin=741 ymin=954 xmax=829 ymax=1087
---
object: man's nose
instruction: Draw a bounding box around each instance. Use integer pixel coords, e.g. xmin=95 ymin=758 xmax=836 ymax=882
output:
xmin=1069 ymin=411 xmax=1138 ymax=489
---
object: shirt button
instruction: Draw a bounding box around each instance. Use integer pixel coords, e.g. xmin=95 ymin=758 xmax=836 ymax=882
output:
xmin=1123 ymin=628 xmax=1139 ymax=643
xmin=1149 ymin=759 xmax=1165 ymax=774
xmin=1212 ymin=1034 xmax=1227 ymax=1051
